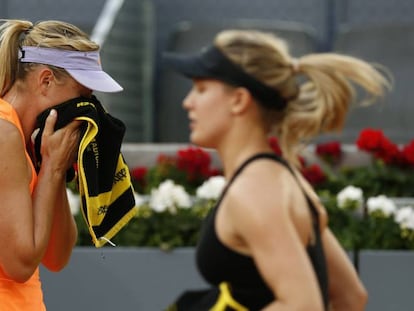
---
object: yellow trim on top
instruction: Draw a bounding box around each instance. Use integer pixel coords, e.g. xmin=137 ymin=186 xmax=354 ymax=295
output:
xmin=210 ymin=282 xmax=248 ymax=311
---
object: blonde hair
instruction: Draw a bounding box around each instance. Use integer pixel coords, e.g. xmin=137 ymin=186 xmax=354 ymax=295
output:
xmin=214 ymin=30 xmax=391 ymax=164
xmin=0 ymin=19 xmax=99 ymax=96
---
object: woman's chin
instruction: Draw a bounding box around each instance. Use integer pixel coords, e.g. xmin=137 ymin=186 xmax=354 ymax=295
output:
xmin=189 ymin=133 xmax=203 ymax=147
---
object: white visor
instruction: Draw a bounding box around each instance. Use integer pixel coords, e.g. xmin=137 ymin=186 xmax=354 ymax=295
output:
xmin=19 ymin=46 xmax=123 ymax=93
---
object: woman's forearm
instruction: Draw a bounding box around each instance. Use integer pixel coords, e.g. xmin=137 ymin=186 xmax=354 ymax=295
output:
xmin=41 ymin=180 xmax=78 ymax=271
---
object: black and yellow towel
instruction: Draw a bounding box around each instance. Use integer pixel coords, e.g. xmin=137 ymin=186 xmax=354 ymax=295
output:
xmin=34 ymin=95 xmax=138 ymax=248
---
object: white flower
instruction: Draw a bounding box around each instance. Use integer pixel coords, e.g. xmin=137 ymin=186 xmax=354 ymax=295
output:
xmin=336 ymin=185 xmax=364 ymax=210
xmin=66 ymin=188 xmax=80 ymax=216
xmin=367 ymin=195 xmax=397 ymax=217
xmin=196 ymin=175 xmax=226 ymax=200
xmin=149 ymin=180 xmax=191 ymax=213
xmin=395 ymin=206 xmax=414 ymax=230
xmin=133 ymin=191 xmax=146 ymax=207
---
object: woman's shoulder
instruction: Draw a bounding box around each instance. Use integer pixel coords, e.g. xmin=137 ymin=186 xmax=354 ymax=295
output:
xmin=0 ymin=118 xmax=25 ymax=155
xmin=225 ymin=158 xmax=297 ymax=216
xmin=0 ymin=99 xmax=23 ymax=136
xmin=232 ymin=157 xmax=297 ymax=193
xmin=0 ymin=98 xmax=15 ymax=120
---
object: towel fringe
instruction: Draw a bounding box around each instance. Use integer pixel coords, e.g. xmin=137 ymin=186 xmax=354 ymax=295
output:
xmin=99 ymin=236 xmax=116 ymax=247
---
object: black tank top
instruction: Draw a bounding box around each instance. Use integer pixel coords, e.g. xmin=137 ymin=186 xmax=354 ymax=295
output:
xmin=196 ymin=153 xmax=329 ymax=310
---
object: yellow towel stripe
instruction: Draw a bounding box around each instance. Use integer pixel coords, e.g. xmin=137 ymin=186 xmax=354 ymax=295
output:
xmin=75 ymin=116 xmax=138 ymax=247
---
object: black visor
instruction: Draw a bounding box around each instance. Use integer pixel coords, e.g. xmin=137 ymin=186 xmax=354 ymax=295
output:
xmin=163 ymin=45 xmax=287 ymax=110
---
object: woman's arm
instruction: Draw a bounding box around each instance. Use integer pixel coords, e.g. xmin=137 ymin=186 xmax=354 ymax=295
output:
xmin=0 ymin=111 xmax=80 ymax=282
xmin=41 ymin=179 xmax=78 ymax=271
xmin=223 ymin=162 xmax=324 ymax=311
xmin=323 ymin=228 xmax=368 ymax=311
xmin=40 ymin=113 xmax=80 ymax=271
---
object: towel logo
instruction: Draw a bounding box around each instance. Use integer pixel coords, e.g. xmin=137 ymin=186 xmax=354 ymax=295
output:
xmin=113 ymin=167 xmax=127 ymax=185
xmin=77 ymin=101 xmax=96 ymax=109
xmin=98 ymin=205 xmax=108 ymax=215
xmin=86 ymin=139 xmax=100 ymax=168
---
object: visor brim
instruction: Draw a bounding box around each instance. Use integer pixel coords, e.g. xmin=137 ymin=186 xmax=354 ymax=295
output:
xmin=67 ymin=69 xmax=124 ymax=93
xmin=163 ymin=52 xmax=216 ymax=79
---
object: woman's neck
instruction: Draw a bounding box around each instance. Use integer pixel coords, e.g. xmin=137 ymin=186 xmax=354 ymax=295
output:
xmin=217 ymin=135 xmax=273 ymax=180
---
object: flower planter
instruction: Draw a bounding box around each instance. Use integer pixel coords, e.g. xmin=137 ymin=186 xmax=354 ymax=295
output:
xmin=40 ymin=247 xmax=207 ymax=311
xmin=120 ymin=142 xmax=372 ymax=169
xmin=40 ymin=247 xmax=413 ymax=311
xmin=359 ymin=250 xmax=414 ymax=311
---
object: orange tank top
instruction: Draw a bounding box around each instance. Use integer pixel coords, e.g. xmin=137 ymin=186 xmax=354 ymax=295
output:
xmin=0 ymin=99 xmax=45 ymax=310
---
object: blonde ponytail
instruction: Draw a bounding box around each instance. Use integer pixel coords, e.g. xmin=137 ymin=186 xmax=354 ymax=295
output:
xmin=279 ymin=53 xmax=391 ymax=163
xmin=0 ymin=19 xmax=33 ymax=96
xmin=214 ymin=29 xmax=391 ymax=165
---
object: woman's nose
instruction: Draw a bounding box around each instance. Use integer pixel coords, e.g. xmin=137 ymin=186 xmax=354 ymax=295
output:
xmin=182 ymin=91 xmax=193 ymax=110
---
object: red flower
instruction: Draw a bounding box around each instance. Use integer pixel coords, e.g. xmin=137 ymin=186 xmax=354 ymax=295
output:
xmin=156 ymin=154 xmax=176 ymax=165
xmin=301 ymin=164 xmax=326 ymax=186
xmin=298 ymin=156 xmax=306 ymax=169
xmin=402 ymin=140 xmax=414 ymax=166
xmin=130 ymin=166 xmax=148 ymax=192
xmin=154 ymin=154 xmax=177 ymax=177
xmin=316 ymin=141 xmax=342 ymax=164
xmin=176 ymin=147 xmax=212 ymax=181
xmin=268 ymin=136 xmax=282 ymax=156
xmin=130 ymin=166 xmax=148 ymax=181
xmin=356 ymin=128 xmax=385 ymax=152
xmin=356 ymin=128 xmax=401 ymax=165
xmin=208 ymin=168 xmax=222 ymax=177
xmin=376 ymin=139 xmax=401 ymax=164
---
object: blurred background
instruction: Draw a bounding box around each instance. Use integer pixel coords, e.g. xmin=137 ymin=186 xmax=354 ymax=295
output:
xmin=2 ymin=0 xmax=414 ymax=144
xmin=3 ymin=2 xmax=414 ymax=310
